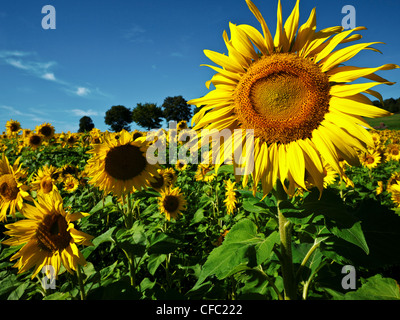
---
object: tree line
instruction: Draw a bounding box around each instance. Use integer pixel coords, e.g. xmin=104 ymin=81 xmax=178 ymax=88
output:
xmin=78 ymin=95 xmax=192 ymax=133
xmin=78 ymin=95 xmax=400 ymax=133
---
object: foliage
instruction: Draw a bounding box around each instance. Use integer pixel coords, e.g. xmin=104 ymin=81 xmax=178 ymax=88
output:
xmin=131 ymin=103 xmax=164 ymax=131
xmin=78 ymin=116 xmax=95 ymax=133
xmin=162 ymin=96 xmax=192 ymax=124
xmin=104 ymin=105 xmax=133 ymax=132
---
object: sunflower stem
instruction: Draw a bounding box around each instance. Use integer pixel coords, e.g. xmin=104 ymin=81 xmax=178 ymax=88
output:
xmin=273 ymin=180 xmax=297 ymax=300
xmin=76 ymin=265 xmax=86 ymax=300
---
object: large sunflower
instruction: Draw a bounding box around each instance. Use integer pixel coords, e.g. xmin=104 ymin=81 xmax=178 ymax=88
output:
xmin=85 ymin=130 xmax=159 ymax=197
xmin=189 ymin=0 xmax=398 ymax=197
xmin=2 ymin=190 xmax=93 ymax=279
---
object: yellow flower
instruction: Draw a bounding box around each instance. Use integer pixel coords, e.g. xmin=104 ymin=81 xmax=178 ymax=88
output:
xmin=31 ymin=165 xmax=58 ymax=195
xmin=5 ymin=120 xmax=21 ymax=136
xmin=62 ymin=132 xmax=79 ymax=148
xmin=360 ymin=150 xmax=381 ymax=169
xmin=0 ymin=154 xmax=31 ymax=221
xmin=376 ymin=181 xmax=384 ymax=195
xmin=194 ymin=164 xmax=216 ymax=182
xmin=85 ymin=130 xmax=159 ymax=197
xmin=158 ymin=186 xmax=187 ymax=221
xmin=36 ymin=123 xmax=55 ymax=140
xmin=63 ymin=176 xmax=79 ymax=193
xmin=2 ymin=190 xmax=93 ymax=279
xmin=384 ymin=144 xmax=400 ymax=161
xmin=390 ymin=181 xmax=400 ymax=207
xmin=175 ymin=159 xmax=188 ymax=171
xmin=224 ymin=179 xmax=237 ymax=215
xmin=188 ymin=0 xmax=398 ymax=197
xmin=149 ymin=168 xmax=174 ymax=191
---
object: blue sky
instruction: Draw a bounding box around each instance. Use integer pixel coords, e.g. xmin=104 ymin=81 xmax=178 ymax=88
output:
xmin=0 ymin=0 xmax=399 ymax=133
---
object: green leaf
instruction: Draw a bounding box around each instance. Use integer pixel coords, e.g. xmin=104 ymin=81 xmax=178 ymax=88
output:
xmin=82 ymin=226 xmax=116 ymax=259
xmin=327 ymin=221 xmax=369 ymax=255
xmin=147 ymin=254 xmax=167 ymax=275
xmin=147 ymin=233 xmax=181 ymax=254
xmin=332 ymin=274 xmax=400 ymax=300
xmin=89 ymin=195 xmax=115 ymax=214
xmin=191 ymin=219 xmax=279 ymax=290
xmin=114 ymin=222 xmax=148 ymax=256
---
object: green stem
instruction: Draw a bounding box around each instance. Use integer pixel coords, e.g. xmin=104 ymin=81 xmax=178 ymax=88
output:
xmin=273 ymin=180 xmax=297 ymax=300
xmin=76 ymin=265 xmax=86 ymax=300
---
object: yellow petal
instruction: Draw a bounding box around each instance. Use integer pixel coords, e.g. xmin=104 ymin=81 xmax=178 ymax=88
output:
xmin=329 ymin=96 xmax=392 ymax=118
xmin=330 ymin=82 xmax=386 ymax=98
xmin=293 ymin=7 xmax=316 ymax=53
xmin=319 ymin=42 xmax=384 ymax=72
xmin=204 ymin=49 xmax=244 ymax=73
xmin=315 ymin=27 xmax=366 ymax=63
xmin=284 ymin=0 xmax=300 ymax=47
xmin=245 ymin=0 xmax=274 ymax=53
xmin=327 ymin=63 xmax=399 ymax=84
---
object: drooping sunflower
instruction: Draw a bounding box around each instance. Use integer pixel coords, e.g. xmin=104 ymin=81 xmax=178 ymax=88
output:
xmin=85 ymin=130 xmax=159 ymax=197
xmin=0 ymin=154 xmax=31 ymax=221
xmin=30 ymin=165 xmax=59 ymax=195
xmin=2 ymin=190 xmax=93 ymax=279
xmin=5 ymin=120 xmax=21 ymax=137
xmin=36 ymin=123 xmax=55 ymax=140
xmin=158 ymin=186 xmax=187 ymax=221
xmin=189 ymin=0 xmax=398 ymax=197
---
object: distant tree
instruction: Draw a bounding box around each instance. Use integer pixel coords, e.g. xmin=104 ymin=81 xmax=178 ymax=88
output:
xmin=131 ymin=102 xmax=164 ymax=131
xmin=162 ymin=96 xmax=192 ymax=123
xmin=78 ymin=116 xmax=95 ymax=133
xmin=104 ymin=105 xmax=133 ymax=132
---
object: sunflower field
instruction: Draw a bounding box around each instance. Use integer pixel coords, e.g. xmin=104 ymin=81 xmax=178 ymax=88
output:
xmin=0 ymin=121 xmax=400 ymax=301
xmin=1 ymin=0 xmax=400 ymax=302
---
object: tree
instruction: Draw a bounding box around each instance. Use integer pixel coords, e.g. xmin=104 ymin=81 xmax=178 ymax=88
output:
xmin=162 ymin=95 xmax=192 ymax=123
xmin=78 ymin=116 xmax=95 ymax=133
xmin=132 ymin=103 xmax=164 ymax=131
xmin=104 ymin=105 xmax=133 ymax=132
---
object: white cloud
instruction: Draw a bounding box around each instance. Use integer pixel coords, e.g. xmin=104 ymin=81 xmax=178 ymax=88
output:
xmin=76 ymin=87 xmax=91 ymax=96
xmin=42 ymin=73 xmax=56 ymax=81
xmin=71 ymin=109 xmax=98 ymax=117
xmin=0 ymin=105 xmax=23 ymax=116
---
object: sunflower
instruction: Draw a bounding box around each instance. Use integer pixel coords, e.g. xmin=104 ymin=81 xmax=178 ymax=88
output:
xmin=360 ymin=150 xmax=381 ymax=169
xmin=175 ymin=159 xmax=188 ymax=171
xmin=376 ymin=181 xmax=385 ymax=195
xmin=224 ymin=179 xmax=237 ymax=215
xmin=62 ymin=132 xmax=79 ymax=148
xmin=36 ymin=123 xmax=55 ymax=140
xmin=1 ymin=190 xmax=93 ymax=279
xmin=158 ymin=186 xmax=187 ymax=221
xmin=149 ymin=168 xmax=174 ymax=191
xmin=177 ymin=120 xmax=188 ymax=131
xmin=194 ymin=164 xmax=216 ymax=182
xmin=5 ymin=120 xmax=21 ymax=137
xmin=85 ymin=130 xmax=159 ymax=197
xmin=63 ymin=176 xmax=79 ymax=193
xmin=30 ymin=165 xmax=58 ymax=195
xmin=188 ymin=0 xmax=398 ymax=197
xmin=24 ymin=132 xmax=44 ymax=150
xmin=0 ymin=154 xmax=31 ymax=221
xmin=390 ymin=181 xmax=400 ymax=207
xmin=384 ymin=144 xmax=400 ymax=161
